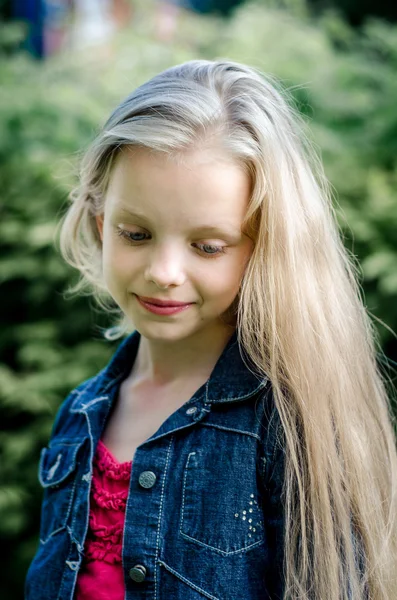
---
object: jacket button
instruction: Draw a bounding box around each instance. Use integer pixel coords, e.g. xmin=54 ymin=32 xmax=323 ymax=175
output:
xmin=129 ymin=564 xmax=147 ymax=582
xmin=138 ymin=471 xmax=156 ymax=489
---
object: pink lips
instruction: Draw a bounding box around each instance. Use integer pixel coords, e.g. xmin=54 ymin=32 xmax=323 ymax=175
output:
xmin=135 ymin=295 xmax=194 ymax=316
xmin=137 ymin=295 xmax=192 ymax=307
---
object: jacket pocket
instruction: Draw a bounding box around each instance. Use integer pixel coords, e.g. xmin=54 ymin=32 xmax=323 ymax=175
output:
xmin=179 ymin=440 xmax=265 ymax=556
xmin=38 ymin=438 xmax=86 ymax=543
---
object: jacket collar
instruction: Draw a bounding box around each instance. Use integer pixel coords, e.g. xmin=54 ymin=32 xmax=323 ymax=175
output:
xmin=96 ymin=327 xmax=267 ymax=405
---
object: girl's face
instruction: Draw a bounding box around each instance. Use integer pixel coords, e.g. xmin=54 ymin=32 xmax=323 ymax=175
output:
xmin=96 ymin=146 xmax=254 ymax=343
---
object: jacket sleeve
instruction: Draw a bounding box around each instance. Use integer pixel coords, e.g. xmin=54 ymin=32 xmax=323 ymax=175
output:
xmin=258 ymin=392 xmax=369 ymax=600
xmin=258 ymin=391 xmax=286 ymax=600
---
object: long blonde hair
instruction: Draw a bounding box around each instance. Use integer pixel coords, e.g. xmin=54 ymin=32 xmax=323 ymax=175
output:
xmin=59 ymin=59 xmax=397 ymax=599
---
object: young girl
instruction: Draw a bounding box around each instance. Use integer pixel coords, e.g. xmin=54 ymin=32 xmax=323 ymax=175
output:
xmin=25 ymin=59 xmax=397 ymax=600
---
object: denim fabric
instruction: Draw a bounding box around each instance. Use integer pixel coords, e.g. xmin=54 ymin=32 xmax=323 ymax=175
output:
xmin=25 ymin=329 xmax=286 ymax=600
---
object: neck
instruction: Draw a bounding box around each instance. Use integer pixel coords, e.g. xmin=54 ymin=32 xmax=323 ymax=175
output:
xmin=131 ymin=322 xmax=236 ymax=387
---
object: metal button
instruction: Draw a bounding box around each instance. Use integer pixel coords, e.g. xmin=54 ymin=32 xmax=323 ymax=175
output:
xmin=129 ymin=564 xmax=146 ymax=582
xmin=186 ymin=406 xmax=197 ymax=415
xmin=138 ymin=471 xmax=156 ymax=489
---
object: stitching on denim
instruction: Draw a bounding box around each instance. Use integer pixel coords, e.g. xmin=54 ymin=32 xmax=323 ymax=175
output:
xmin=180 ymin=529 xmax=265 ymax=556
xmin=200 ymin=422 xmax=260 ymax=440
xmin=149 ymin=424 xmax=196 ymax=442
xmin=39 ymin=525 xmax=65 ymax=545
xmin=205 ymin=379 xmax=210 ymax=403
xmin=40 ymin=441 xmax=84 ymax=486
xmin=100 ymin=370 xmax=125 ymax=394
xmin=65 ymin=477 xmax=77 ymax=534
xmin=57 ymin=564 xmax=68 ymax=600
xmin=157 ymin=560 xmax=220 ymax=600
xmin=66 ymin=525 xmax=84 ymax=553
xmin=180 ymin=451 xmax=196 ymax=540
xmin=56 ymin=527 xmax=77 ymax=600
xmin=74 ymin=387 xmax=86 ymax=400
xmin=68 ymin=369 xmax=116 ymax=401
xmin=39 ymin=477 xmax=77 ymax=545
xmin=58 ymin=538 xmax=83 ymax=600
xmin=207 ymin=380 xmax=268 ymax=403
xmin=46 ymin=453 xmax=62 ymax=481
xmin=70 ymin=369 xmax=125 ymax=411
xmin=47 ymin=440 xmax=83 ymax=447
xmin=75 ymin=407 xmax=95 ymax=549
xmin=138 ymin=406 xmax=210 ymax=445
xmin=78 ymin=395 xmax=109 ymax=411
xmin=154 ymin=435 xmax=174 ymax=600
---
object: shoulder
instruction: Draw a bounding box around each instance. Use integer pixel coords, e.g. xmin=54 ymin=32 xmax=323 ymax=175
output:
xmin=47 ymin=331 xmax=140 ymax=441
xmin=49 ymin=368 xmax=108 ymax=438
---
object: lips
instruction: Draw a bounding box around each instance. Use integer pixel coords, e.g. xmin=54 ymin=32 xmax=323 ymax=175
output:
xmin=136 ymin=295 xmax=193 ymax=307
xmin=135 ymin=295 xmax=194 ymax=316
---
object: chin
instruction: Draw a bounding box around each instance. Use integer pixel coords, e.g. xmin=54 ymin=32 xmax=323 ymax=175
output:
xmin=135 ymin=319 xmax=204 ymax=342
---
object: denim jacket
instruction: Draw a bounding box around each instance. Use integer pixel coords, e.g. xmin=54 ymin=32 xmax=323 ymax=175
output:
xmin=25 ymin=329 xmax=286 ymax=600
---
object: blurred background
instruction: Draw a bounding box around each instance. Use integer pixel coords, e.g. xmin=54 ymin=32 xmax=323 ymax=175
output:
xmin=1 ymin=0 xmax=397 ymax=597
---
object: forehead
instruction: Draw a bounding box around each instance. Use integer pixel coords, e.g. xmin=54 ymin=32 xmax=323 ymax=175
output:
xmin=105 ymin=146 xmax=251 ymax=226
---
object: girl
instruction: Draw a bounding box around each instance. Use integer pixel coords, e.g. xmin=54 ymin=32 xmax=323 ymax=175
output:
xmin=25 ymin=59 xmax=397 ymax=600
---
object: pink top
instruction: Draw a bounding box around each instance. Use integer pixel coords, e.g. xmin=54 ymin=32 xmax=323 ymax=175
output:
xmin=75 ymin=439 xmax=132 ymax=600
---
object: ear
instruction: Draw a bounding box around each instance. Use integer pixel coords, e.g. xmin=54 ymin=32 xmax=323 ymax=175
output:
xmin=95 ymin=215 xmax=104 ymax=242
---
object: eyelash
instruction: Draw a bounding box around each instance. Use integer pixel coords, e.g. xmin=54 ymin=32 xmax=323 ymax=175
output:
xmin=116 ymin=228 xmax=227 ymax=258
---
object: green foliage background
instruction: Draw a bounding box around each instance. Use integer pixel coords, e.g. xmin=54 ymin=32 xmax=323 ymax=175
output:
xmin=1 ymin=1 xmax=396 ymax=597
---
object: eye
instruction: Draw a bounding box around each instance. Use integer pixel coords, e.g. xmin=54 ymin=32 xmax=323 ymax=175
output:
xmin=116 ymin=227 xmax=227 ymax=258
xmin=117 ymin=228 xmax=148 ymax=243
xmin=193 ymin=243 xmax=227 ymax=257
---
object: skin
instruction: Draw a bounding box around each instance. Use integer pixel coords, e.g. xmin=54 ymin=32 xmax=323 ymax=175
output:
xmin=96 ymin=145 xmax=254 ymax=387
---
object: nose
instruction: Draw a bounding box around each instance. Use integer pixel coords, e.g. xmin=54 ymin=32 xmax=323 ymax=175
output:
xmin=143 ymin=244 xmax=186 ymax=289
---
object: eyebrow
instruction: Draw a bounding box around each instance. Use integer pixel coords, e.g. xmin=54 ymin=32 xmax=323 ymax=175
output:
xmin=115 ymin=207 xmax=242 ymax=238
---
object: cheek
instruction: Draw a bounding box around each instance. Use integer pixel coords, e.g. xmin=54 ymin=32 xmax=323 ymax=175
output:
xmin=218 ymin=250 xmax=252 ymax=297
xmin=197 ymin=257 xmax=247 ymax=300
xmin=103 ymin=242 xmax=135 ymax=271
xmin=101 ymin=245 xmax=135 ymax=289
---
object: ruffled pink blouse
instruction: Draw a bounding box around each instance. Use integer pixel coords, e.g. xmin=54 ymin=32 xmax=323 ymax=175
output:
xmin=75 ymin=439 xmax=132 ymax=600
